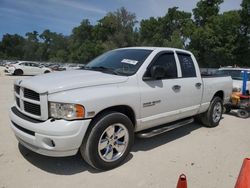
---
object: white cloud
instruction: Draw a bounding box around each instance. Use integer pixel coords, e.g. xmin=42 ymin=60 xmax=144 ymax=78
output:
xmin=53 ymin=0 xmax=107 ymax=14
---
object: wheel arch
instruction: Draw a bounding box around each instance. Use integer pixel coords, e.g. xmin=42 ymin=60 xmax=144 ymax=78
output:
xmin=83 ymin=105 xmax=136 ymax=143
xmin=212 ymin=90 xmax=224 ymax=101
xmin=91 ymin=105 xmax=136 ymax=127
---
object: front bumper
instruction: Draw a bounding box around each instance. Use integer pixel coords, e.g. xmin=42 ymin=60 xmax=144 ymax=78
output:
xmin=5 ymin=67 xmax=14 ymax=74
xmin=9 ymin=106 xmax=91 ymax=157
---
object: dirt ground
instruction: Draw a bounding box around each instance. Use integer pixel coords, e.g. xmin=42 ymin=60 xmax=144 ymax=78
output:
xmin=0 ymin=67 xmax=250 ymax=188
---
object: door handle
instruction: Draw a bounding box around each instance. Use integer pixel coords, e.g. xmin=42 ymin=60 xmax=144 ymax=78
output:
xmin=172 ymin=85 xmax=181 ymax=91
xmin=195 ymin=83 xmax=202 ymax=88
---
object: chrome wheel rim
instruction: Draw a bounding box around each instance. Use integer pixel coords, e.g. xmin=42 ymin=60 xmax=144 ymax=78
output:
xmin=98 ymin=123 xmax=129 ymax=162
xmin=212 ymin=102 xmax=222 ymax=123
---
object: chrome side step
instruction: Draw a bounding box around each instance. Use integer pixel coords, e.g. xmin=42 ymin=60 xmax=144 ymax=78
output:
xmin=137 ymin=118 xmax=194 ymax=138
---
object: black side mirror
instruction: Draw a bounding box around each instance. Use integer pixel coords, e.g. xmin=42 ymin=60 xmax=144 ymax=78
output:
xmin=150 ymin=65 xmax=165 ymax=80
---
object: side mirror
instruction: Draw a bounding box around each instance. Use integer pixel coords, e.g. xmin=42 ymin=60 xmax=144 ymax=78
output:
xmin=150 ymin=65 xmax=165 ymax=80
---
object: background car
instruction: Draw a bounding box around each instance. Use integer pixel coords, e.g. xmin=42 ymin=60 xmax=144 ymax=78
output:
xmin=216 ymin=67 xmax=250 ymax=92
xmin=48 ymin=64 xmax=66 ymax=71
xmin=5 ymin=61 xmax=52 ymax=75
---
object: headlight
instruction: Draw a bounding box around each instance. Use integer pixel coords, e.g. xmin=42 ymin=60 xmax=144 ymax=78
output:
xmin=49 ymin=102 xmax=85 ymax=120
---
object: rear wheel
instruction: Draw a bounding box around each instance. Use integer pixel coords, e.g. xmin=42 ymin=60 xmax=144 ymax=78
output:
xmin=14 ymin=69 xmax=23 ymax=76
xmin=200 ymin=97 xmax=223 ymax=127
xmin=80 ymin=112 xmax=134 ymax=170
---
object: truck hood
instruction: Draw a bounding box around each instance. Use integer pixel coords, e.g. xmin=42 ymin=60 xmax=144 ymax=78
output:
xmin=17 ymin=70 xmax=128 ymax=94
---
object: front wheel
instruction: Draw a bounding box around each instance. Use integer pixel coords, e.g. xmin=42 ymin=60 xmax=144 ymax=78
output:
xmin=44 ymin=70 xmax=50 ymax=74
xmin=14 ymin=69 xmax=23 ymax=76
xmin=80 ymin=112 xmax=134 ymax=170
xmin=200 ymin=97 xmax=223 ymax=127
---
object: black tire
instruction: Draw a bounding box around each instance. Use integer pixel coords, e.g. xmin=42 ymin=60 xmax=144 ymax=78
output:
xmin=80 ymin=112 xmax=134 ymax=170
xmin=200 ymin=97 xmax=223 ymax=127
xmin=237 ymin=109 xmax=249 ymax=119
xmin=14 ymin=69 xmax=23 ymax=76
xmin=224 ymin=104 xmax=231 ymax=114
xmin=44 ymin=70 xmax=50 ymax=74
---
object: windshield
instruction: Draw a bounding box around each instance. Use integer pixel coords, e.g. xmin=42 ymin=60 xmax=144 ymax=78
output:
xmin=85 ymin=49 xmax=153 ymax=76
xmin=216 ymin=69 xmax=250 ymax=81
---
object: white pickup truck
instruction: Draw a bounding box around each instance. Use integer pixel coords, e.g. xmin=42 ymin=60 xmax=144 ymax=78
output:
xmin=9 ymin=47 xmax=232 ymax=170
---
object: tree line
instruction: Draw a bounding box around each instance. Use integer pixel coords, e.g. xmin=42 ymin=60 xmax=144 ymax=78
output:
xmin=0 ymin=0 xmax=249 ymax=67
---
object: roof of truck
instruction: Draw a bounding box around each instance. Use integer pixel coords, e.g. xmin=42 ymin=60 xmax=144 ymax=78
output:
xmin=117 ymin=47 xmax=192 ymax=54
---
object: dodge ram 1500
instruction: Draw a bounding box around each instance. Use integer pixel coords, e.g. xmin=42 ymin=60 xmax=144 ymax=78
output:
xmin=9 ymin=47 xmax=232 ymax=170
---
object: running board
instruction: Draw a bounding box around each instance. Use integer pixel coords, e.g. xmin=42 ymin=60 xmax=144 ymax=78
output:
xmin=137 ymin=118 xmax=194 ymax=138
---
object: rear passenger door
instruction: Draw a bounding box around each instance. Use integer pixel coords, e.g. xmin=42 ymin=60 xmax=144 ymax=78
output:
xmin=140 ymin=51 xmax=185 ymax=129
xmin=174 ymin=52 xmax=203 ymax=118
xmin=30 ymin=63 xmax=42 ymax=74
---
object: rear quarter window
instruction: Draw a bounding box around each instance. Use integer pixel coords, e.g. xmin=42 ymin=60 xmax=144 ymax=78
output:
xmin=177 ymin=53 xmax=196 ymax=78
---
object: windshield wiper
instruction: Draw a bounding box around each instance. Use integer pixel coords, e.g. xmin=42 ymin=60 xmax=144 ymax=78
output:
xmin=84 ymin=66 xmax=119 ymax=75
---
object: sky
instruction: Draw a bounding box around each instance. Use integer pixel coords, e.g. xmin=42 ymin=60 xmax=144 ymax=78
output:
xmin=0 ymin=0 xmax=242 ymax=38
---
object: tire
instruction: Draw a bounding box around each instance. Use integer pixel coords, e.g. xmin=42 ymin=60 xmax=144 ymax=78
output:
xmin=14 ymin=69 xmax=23 ymax=76
xmin=80 ymin=112 xmax=134 ymax=170
xmin=200 ymin=97 xmax=223 ymax=127
xmin=237 ymin=109 xmax=249 ymax=119
xmin=44 ymin=70 xmax=50 ymax=74
xmin=224 ymin=104 xmax=231 ymax=114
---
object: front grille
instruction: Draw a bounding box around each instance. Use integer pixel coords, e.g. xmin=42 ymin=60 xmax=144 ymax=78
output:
xmin=24 ymin=88 xmax=40 ymax=101
xmin=16 ymin=97 xmax=20 ymax=107
xmin=24 ymin=101 xmax=41 ymax=116
xmin=14 ymin=85 xmax=20 ymax=94
xmin=13 ymin=85 xmax=47 ymax=120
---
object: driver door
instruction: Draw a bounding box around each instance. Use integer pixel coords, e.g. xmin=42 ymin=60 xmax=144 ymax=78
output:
xmin=139 ymin=51 xmax=182 ymax=130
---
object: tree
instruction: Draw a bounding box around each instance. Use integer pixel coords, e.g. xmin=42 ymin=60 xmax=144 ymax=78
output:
xmin=69 ymin=19 xmax=96 ymax=63
xmin=39 ymin=29 xmax=69 ymax=62
xmin=189 ymin=0 xmax=226 ymax=67
xmin=193 ymin=0 xmax=224 ymax=26
xmin=140 ymin=7 xmax=193 ymax=48
xmin=163 ymin=31 xmax=184 ymax=48
xmin=0 ymin=34 xmax=25 ymax=59
xmin=23 ymin=31 xmax=40 ymax=60
xmin=209 ymin=11 xmax=241 ymax=66
xmin=97 ymin=7 xmax=137 ymax=49
xmin=69 ymin=7 xmax=137 ymax=63
xmin=234 ymin=0 xmax=250 ymax=66
xmin=140 ymin=17 xmax=161 ymax=45
xmin=26 ymin=31 xmax=39 ymax=42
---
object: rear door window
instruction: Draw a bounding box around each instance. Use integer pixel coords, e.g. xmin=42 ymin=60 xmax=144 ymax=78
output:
xmin=30 ymin=63 xmax=39 ymax=67
xmin=177 ymin=53 xmax=196 ymax=78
